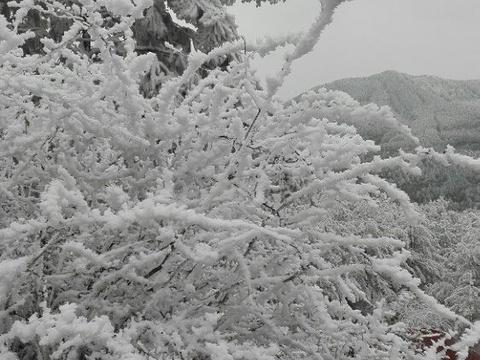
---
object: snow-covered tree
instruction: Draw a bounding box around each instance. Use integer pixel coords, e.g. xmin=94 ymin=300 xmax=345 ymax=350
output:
xmin=1 ymin=0 xmax=479 ymax=359
xmin=3 ymin=0 xmax=239 ymax=96
xmin=423 ymin=204 xmax=480 ymax=323
xmin=441 ymin=228 xmax=480 ymax=322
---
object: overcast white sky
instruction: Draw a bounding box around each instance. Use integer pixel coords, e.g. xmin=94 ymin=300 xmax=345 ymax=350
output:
xmin=229 ymin=0 xmax=480 ymax=100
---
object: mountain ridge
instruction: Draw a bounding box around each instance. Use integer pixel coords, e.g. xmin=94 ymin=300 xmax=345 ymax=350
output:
xmin=311 ymin=70 xmax=480 ymax=151
xmin=293 ymin=71 xmax=480 ymax=209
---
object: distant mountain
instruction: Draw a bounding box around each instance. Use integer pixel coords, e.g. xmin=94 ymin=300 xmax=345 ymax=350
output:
xmin=315 ymin=70 xmax=480 ymax=152
xmin=295 ymin=71 xmax=480 ymax=209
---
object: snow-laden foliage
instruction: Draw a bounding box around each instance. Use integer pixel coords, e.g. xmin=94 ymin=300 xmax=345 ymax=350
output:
xmin=3 ymin=0 xmax=239 ymax=97
xmin=440 ymin=228 xmax=480 ymax=322
xmin=420 ymin=202 xmax=480 ymax=323
xmin=1 ymin=0 xmax=479 ymax=359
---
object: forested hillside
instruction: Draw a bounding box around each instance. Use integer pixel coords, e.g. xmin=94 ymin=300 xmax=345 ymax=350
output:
xmin=322 ymin=70 xmax=480 ymax=152
xmin=300 ymin=71 xmax=480 ymax=327
xmin=298 ymin=71 xmax=480 ymax=209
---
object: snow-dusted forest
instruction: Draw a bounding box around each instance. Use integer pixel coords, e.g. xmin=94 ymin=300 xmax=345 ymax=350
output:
xmin=0 ymin=0 xmax=479 ymax=359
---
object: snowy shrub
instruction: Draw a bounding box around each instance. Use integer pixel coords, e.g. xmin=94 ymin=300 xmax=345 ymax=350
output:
xmin=1 ymin=0 xmax=479 ymax=359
